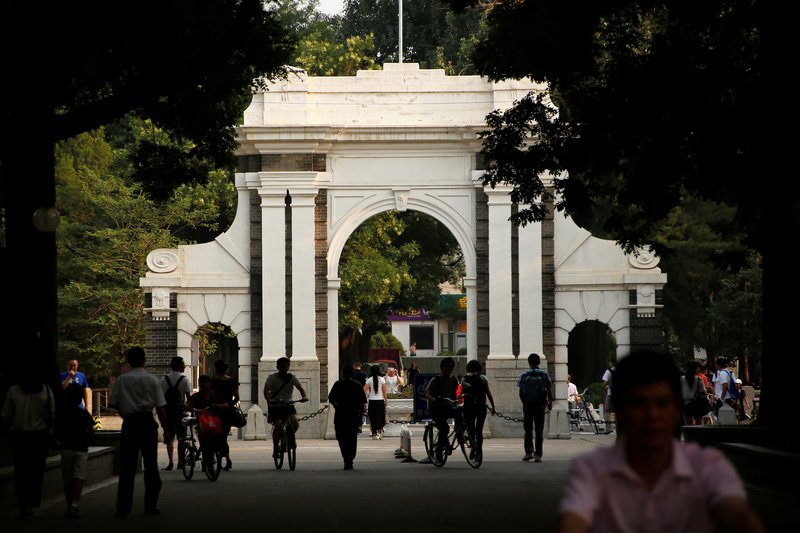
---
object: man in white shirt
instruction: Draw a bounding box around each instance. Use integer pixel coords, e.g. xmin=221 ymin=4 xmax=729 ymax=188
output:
xmin=109 ymin=347 xmax=168 ymax=517
xmin=159 ymin=357 xmax=192 ymax=470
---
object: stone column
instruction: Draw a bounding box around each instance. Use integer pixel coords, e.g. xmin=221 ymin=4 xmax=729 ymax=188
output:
xmin=327 ymin=278 xmax=341 ymax=391
xmin=517 ymin=211 xmax=543 ymax=357
xmin=259 ymin=192 xmax=286 ymax=363
xmin=484 ymin=187 xmax=524 ymax=437
xmin=290 ymin=189 xmax=318 ymax=361
xmin=485 ymin=186 xmax=514 ymax=360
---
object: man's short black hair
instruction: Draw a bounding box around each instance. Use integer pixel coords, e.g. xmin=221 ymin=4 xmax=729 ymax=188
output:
xmin=198 ymin=374 xmax=212 ymax=385
xmin=342 ymin=364 xmax=354 ymax=378
xmin=170 ymin=356 xmax=184 ymax=370
xmin=440 ymin=357 xmax=455 ymax=369
xmin=64 ymin=383 xmax=84 ymax=407
xmin=611 ymin=350 xmax=681 ymax=407
xmin=527 ymin=353 xmax=541 ymax=367
xmin=277 ymin=356 xmax=290 ymax=367
xmin=466 ymin=360 xmax=482 ymax=373
xmin=127 ymin=346 xmax=146 ymax=367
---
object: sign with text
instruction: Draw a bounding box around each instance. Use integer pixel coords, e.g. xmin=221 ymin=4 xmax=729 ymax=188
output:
xmin=413 ymin=373 xmax=438 ymax=422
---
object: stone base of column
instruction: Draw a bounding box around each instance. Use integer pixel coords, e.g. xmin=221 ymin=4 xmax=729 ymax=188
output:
xmin=485 ymin=358 xmax=527 ymax=438
xmin=546 ymin=404 xmax=572 ymax=439
xmin=258 ymin=359 xmax=324 ymax=438
xmin=485 ymin=359 xmax=571 ymax=439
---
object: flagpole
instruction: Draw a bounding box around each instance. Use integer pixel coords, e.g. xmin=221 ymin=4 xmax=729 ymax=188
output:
xmin=399 ymin=0 xmax=403 ymax=63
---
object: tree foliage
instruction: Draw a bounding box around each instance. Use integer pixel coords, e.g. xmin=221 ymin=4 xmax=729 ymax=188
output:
xmin=55 ymin=124 xmax=236 ymax=386
xmin=339 ymin=0 xmax=487 ymax=74
xmin=454 ymin=0 xmax=762 ymax=255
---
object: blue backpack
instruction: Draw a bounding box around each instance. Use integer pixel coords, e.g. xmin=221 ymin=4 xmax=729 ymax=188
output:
xmin=521 ymin=369 xmax=549 ymax=404
xmin=723 ymin=370 xmax=740 ymax=400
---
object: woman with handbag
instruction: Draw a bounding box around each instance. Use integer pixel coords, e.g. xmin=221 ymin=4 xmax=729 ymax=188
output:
xmin=211 ymin=360 xmax=239 ymax=471
xmin=680 ymin=361 xmax=710 ymax=425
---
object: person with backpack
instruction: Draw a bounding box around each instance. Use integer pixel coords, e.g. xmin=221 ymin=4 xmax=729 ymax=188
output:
xmin=712 ymin=357 xmax=739 ymax=415
xmin=425 ymin=357 xmax=461 ymax=463
xmin=460 ymin=360 xmax=496 ymax=460
xmin=160 ymin=357 xmax=192 ymax=470
xmin=518 ymin=353 xmax=553 ymax=462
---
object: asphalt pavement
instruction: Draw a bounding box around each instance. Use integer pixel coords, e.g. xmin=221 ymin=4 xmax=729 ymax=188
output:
xmin=1 ymin=431 xmax=792 ymax=533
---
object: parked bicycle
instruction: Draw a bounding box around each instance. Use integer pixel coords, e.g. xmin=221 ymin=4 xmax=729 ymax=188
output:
xmin=179 ymin=408 xmax=223 ymax=481
xmin=264 ymin=398 xmax=307 ymax=470
xmin=423 ymin=398 xmax=481 ymax=468
xmin=569 ymin=388 xmax=601 ymax=434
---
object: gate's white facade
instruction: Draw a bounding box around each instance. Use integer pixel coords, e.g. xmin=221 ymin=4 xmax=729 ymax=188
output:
xmin=141 ymin=64 xmax=666 ymax=438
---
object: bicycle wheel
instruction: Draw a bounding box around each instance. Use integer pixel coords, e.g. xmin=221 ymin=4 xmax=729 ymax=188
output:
xmin=424 ymin=424 xmax=447 ymax=467
xmin=460 ymin=425 xmax=482 ymax=468
xmin=203 ymin=444 xmax=222 ymax=481
xmin=273 ymin=425 xmax=285 ymax=469
xmin=180 ymin=438 xmax=194 ymax=480
xmin=287 ymin=425 xmax=297 ymax=471
xmin=583 ymin=407 xmax=600 ymax=434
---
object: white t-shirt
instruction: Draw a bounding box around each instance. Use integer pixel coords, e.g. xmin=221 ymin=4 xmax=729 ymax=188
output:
xmin=365 ymin=376 xmax=386 ymax=401
xmin=713 ymin=369 xmax=735 ymax=400
xmin=385 ymin=374 xmax=400 ymax=394
xmin=602 ymin=368 xmax=614 ymax=396
xmin=567 ymin=382 xmax=578 ymax=403
xmin=160 ymin=371 xmax=192 ymax=400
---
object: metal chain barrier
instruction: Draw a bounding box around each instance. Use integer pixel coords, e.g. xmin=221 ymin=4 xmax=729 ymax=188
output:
xmin=298 ymin=404 xmax=329 ymax=421
xmin=486 ymin=404 xmax=524 ymax=423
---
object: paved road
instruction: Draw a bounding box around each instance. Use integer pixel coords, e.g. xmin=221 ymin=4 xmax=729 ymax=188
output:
xmin=2 ymin=432 xmax=792 ymax=532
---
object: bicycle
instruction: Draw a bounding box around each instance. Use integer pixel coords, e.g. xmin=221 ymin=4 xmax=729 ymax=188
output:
xmin=179 ymin=409 xmax=222 ymax=481
xmin=569 ymin=389 xmax=600 ymax=434
xmin=264 ymin=398 xmax=308 ymax=471
xmin=423 ymin=398 xmax=481 ymax=468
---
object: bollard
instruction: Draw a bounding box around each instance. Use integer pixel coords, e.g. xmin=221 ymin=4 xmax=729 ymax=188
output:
xmin=395 ymin=426 xmax=417 ymax=463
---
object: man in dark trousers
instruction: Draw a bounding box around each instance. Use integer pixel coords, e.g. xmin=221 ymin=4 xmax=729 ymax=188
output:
xmin=518 ymin=353 xmax=553 ymax=462
xmin=109 ymin=347 xmax=169 ymax=517
xmin=328 ymin=364 xmax=368 ymax=470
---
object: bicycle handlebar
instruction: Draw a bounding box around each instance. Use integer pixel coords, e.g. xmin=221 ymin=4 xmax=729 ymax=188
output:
xmin=271 ymin=398 xmax=309 ymax=406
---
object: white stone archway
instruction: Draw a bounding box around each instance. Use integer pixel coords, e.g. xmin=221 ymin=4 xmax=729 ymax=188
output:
xmin=140 ymin=63 xmax=667 ymax=439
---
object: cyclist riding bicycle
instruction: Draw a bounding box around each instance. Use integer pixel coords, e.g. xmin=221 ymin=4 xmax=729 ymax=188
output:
xmin=425 ymin=357 xmax=461 ymax=463
xmin=186 ymin=375 xmax=229 ymax=462
xmin=263 ymin=357 xmax=308 ymax=459
xmin=460 ymin=360 xmax=496 ymax=460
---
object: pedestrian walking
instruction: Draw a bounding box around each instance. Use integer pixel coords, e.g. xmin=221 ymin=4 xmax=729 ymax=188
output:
xmin=518 ymin=353 xmax=552 ymax=462
xmin=108 ymin=347 xmax=169 ymax=517
xmin=328 ymin=364 xmax=367 ymax=470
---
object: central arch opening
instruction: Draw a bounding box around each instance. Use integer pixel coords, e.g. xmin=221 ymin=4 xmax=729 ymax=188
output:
xmin=335 ymin=209 xmax=466 ymax=378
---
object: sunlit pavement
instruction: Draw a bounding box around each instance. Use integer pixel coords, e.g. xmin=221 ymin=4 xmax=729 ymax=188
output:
xmin=2 ymin=432 xmax=791 ymax=532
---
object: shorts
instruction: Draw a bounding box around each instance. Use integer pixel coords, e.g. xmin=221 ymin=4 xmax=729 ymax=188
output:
xmin=61 ymin=449 xmax=88 ymax=481
xmin=166 ymin=413 xmax=186 ymax=440
xmin=267 ymin=404 xmax=296 ymax=424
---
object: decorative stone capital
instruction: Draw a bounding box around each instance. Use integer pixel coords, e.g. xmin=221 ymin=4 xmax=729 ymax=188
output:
xmin=146 ymin=287 xmax=175 ymax=321
xmin=632 ymin=284 xmax=658 ymax=317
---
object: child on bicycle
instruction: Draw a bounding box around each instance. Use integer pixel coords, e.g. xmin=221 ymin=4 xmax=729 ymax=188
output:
xmin=425 ymin=357 xmax=461 ymax=463
xmin=263 ymin=357 xmax=308 ymax=459
xmin=460 ymin=360 xmax=496 ymax=460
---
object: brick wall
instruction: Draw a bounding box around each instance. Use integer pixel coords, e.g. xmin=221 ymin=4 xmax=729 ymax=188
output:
xmin=541 ymin=196 xmax=556 ymax=357
xmin=315 ymin=190 xmax=329 ymax=400
xmin=475 ymin=189 xmax=489 ymax=362
xmin=249 ymin=189 xmax=263 ymax=401
xmin=628 ymin=289 xmax=665 ymax=351
xmin=144 ymin=292 xmax=178 ymax=378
